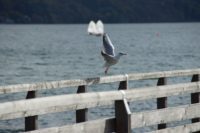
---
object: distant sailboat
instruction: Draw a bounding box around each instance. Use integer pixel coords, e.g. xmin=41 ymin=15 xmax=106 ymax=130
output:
xmin=87 ymin=20 xmax=104 ymax=36
xmin=96 ymin=20 xmax=104 ymax=35
xmin=87 ymin=20 xmax=97 ymax=35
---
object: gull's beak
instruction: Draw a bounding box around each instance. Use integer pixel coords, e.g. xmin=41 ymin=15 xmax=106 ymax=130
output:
xmin=120 ymin=52 xmax=127 ymax=55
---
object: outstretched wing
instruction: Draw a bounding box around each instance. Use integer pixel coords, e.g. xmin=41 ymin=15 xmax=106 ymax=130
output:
xmin=101 ymin=51 xmax=114 ymax=61
xmin=102 ymin=33 xmax=115 ymax=56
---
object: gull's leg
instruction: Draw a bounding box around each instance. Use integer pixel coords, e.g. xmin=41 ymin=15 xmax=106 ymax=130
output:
xmin=105 ymin=67 xmax=109 ymax=74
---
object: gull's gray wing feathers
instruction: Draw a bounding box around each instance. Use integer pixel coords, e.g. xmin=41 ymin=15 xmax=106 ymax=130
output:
xmin=102 ymin=33 xmax=115 ymax=56
xmin=101 ymin=51 xmax=114 ymax=61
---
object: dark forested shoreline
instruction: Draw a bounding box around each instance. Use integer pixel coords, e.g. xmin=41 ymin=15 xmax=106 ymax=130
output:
xmin=0 ymin=0 xmax=200 ymax=24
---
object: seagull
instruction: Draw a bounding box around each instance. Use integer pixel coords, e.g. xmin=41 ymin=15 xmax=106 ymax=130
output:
xmin=101 ymin=33 xmax=127 ymax=74
xmin=87 ymin=20 xmax=126 ymax=74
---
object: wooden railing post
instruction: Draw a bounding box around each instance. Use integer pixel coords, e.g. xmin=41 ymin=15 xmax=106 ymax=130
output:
xmin=76 ymin=85 xmax=88 ymax=123
xmin=118 ymin=75 xmax=128 ymax=90
xmin=191 ymin=74 xmax=200 ymax=123
xmin=116 ymin=75 xmax=130 ymax=132
xmin=115 ymin=99 xmax=131 ymax=133
xmin=25 ymin=91 xmax=38 ymax=131
xmin=157 ymin=77 xmax=167 ymax=130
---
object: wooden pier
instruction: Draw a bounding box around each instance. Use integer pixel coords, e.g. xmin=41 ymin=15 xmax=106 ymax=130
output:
xmin=0 ymin=68 xmax=200 ymax=133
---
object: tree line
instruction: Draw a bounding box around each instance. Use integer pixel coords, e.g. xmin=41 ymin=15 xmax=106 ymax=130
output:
xmin=0 ymin=0 xmax=199 ymax=23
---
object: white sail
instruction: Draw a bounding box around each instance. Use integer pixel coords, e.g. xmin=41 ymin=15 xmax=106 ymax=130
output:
xmin=87 ymin=20 xmax=104 ymax=36
xmin=87 ymin=20 xmax=98 ymax=35
xmin=96 ymin=20 xmax=104 ymax=35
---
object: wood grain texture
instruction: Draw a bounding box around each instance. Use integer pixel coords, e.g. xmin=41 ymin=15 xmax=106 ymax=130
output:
xmin=0 ymin=82 xmax=199 ymax=120
xmin=115 ymin=99 xmax=131 ymax=133
xmin=148 ymin=122 xmax=200 ymax=133
xmin=24 ymin=117 xmax=115 ymax=133
xmin=131 ymin=103 xmax=200 ymax=128
xmin=0 ymin=68 xmax=199 ymax=94
xmin=76 ymin=85 xmax=88 ymax=123
xmin=25 ymin=91 xmax=38 ymax=131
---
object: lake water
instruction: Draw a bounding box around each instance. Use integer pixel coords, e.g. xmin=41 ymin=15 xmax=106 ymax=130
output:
xmin=0 ymin=23 xmax=199 ymax=132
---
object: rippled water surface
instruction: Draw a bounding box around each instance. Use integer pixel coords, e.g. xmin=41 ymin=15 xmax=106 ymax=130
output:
xmin=0 ymin=23 xmax=199 ymax=132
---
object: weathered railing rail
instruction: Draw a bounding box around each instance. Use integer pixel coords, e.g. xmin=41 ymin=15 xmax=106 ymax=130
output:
xmin=0 ymin=68 xmax=199 ymax=133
